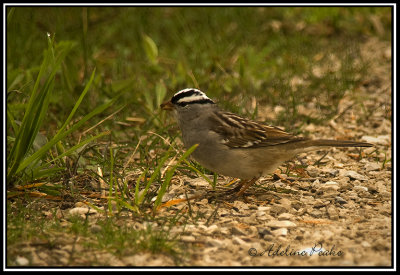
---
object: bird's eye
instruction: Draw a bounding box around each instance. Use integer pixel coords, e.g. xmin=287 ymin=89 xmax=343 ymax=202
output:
xmin=178 ymin=102 xmax=189 ymax=108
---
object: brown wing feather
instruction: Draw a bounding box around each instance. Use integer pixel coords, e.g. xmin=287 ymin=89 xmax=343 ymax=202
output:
xmin=209 ymin=111 xmax=306 ymax=148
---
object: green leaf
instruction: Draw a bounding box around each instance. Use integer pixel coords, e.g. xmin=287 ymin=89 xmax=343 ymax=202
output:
xmin=48 ymin=131 xmax=110 ymax=164
xmin=7 ymin=7 xmax=15 ymax=25
xmin=142 ymin=34 xmax=158 ymax=64
xmin=13 ymin=69 xmax=97 ymax=175
xmin=155 ymin=81 xmax=167 ymax=107
xmin=7 ymin=38 xmax=75 ymax=179
xmin=17 ymin=95 xmax=115 ymax=175
xmin=143 ymin=91 xmax=154 ymax=113
xmin=7 ymin=108 xmax=19 ymax=135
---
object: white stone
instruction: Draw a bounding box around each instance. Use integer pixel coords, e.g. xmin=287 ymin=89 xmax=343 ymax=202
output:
xmin=272 ymin=228 xmax=288 ymax=236
xmin=68 ymin=207 xmax=97 ymax=216
xmin=354 ymin=185 xmax=369 ymax=192
xmin=361 ymin=135 xmax=390 ymax=145
xmin=205 ymin=224 xmax=219 ymax=234
xmin=365 ymin=162 xmax=381 ymax=171
xmin=181 ymin=235 xmax=196 ymax=242
xmin=306 ymin=166 xmax=320 ymax=177
xmin=342 ymin=170 xmax=368 ymax=181
xmin=361 ymin=241 xmax=371 ymax=248
xmin=278 ymin=213 xmax=294 ymax=220
xmin=232 ymin=236 xmax=247 ymax=246
xmin=324 ymin=181 xmax=338 ymax=185
xmin=256 ymin=210 xmax=266 ymax=217
xmin=15 ymin=256 xmax=29 ymax=266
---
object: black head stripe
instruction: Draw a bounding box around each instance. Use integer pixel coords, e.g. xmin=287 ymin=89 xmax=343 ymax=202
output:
xmin=171 ymin=88 xmax=215 ymax=106
xmin=171 ymin=89 xmax=199 ymax=104
xmin=176 ymin=98 xmax=215 ymax=107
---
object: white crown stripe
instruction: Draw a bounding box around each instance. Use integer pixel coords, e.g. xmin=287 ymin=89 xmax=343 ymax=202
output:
xmin=176 ymin=94 xmax=211 ymax=103
xmin=174 ymin=88 xmax=207 ymax=98
xmin=175 ymin=88 xmax=201 ymax=94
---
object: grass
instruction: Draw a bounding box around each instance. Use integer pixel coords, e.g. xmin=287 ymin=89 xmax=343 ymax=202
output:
xmin=6 ymin=6 xmax=391 ymax=266
xmin=7 ymin=199 xmax=186 ymax=265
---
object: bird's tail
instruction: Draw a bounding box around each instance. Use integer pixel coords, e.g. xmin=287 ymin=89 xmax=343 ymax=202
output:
xmin=282 ymin=138 xmax=373 ymax=153
xmin=307 ymin=139 xmax=373 ymax=148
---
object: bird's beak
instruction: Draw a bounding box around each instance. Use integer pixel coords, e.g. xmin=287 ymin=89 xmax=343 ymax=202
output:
xmin=160 ymin=100 xmax=174 ymax=110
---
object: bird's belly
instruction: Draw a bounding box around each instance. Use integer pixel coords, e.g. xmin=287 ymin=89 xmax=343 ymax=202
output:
xmin=189 ymin=145 xmax=261 ymax=180
xmin=189 ymin=142 xmax=292 ymax=180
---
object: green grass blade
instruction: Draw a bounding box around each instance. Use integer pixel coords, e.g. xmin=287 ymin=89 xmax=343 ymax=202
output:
xmin=7 ymin=7 xmax=15 ymax=25
xmin=183 ymin=159 xmax=214 ymax=186
xmin=142 ymin=34 xmax=158 ymax=64
xmin=7 ymin=39 xmax=75 ymax=179
xmin=16 ymin=96 xmax=116 ymax=175
xmin=134 ymin=169 xmax=147 ymax=207
xmin=6 ymin=108 xmax=19 ymax=135
xmin=108 ymin=146 xmax=115 ymax=214
xmin=55 ymin=68 xmax=96 ymax=136
xmin=115 ymin=199 xmax=137 ymax=212
xmin=48 ymin=131 xmax=111 ymax=164
xmin=8 ymin=38 xmax=72 ymax=168
xmin=153 ymin=144 xmax=198 ymax=210
xmin=7 ymin=37 xmax=52 ymax=166
xmin=155 ymin=81 xmax=167 ymax=107
xmin=136 ymin=151 xmax=171 ymax=206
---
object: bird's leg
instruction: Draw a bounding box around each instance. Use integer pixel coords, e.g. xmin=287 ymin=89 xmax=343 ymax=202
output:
xmin=209 ymin=178 xmax=257 ymax=202
xmin=225 ymin=179 xmax=247 ymax=194
xmin=223 ymin=178 xmax=240 ymax=188
xmin=235 ymin=177 xmax=258 ymax=197
xmin=207 ymin=179 xmax=246 ymax=202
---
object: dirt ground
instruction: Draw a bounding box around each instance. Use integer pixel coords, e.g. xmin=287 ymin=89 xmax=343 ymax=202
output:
xmin=7 ymin=37 xmax=392 ymax=268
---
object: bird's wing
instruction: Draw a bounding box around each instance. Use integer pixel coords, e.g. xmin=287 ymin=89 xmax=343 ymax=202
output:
xmin=209 ymin=110 xmax=306 ymax=148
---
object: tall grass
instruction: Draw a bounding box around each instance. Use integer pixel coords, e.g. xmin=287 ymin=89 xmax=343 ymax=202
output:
xmin=6 ymin=33 xmax=115 ymax=186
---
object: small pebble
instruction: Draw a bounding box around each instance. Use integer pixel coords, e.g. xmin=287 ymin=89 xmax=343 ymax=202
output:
xmin=365 ymin=162 xmax=381 ymax=171
xmin=15 ymin=256 xmax=29 ymax=266
xmin=361 ymin=135 xmax=390 ymax=145
xmin=324 ymin=181 xmax=339 ymax=185
xmin=231 ymin=226 xmax=247 ymax=236
xmin=68 ymin=207 xmax=97 ymax=216
xmin=306 ymin=166 xmax=320 ymax=177
xmin=181 ymin=235 xmax=196 ymax=242
xmin=257 ymin=228 xmax=272 ymax=238
xmin=335 ymin=196 xmax=347 ymax=205
xmin=278 ymin=213 xmax=294 ymax=220
xmin=232 ymin=236 xmax=247 ymax=246
xmin=205 ymin=224 xmax=219 ymax=234
xmin=272 ymin=228 xmax=288 ymax=236
xmin=343 ymin=170 xmax=368 ymax=181
xmin=354 ymin=185 xmax=369 ymax=192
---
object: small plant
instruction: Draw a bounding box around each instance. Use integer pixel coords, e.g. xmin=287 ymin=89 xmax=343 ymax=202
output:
xmin=7 ymin=34 xmax=115 ymax=187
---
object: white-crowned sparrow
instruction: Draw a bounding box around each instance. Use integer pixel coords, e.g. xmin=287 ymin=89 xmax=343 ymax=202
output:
xmin=161 ymin=88 xmax=373 ymax=196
